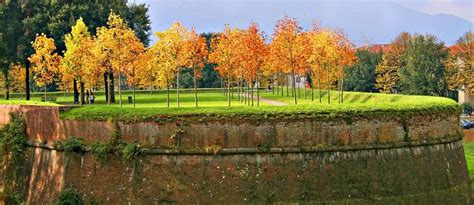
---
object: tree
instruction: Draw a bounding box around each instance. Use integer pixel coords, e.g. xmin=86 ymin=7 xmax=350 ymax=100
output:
xmin=182 ymin=28 xmax=208 ymax=107
xmin=94 ymin=12 xmax=139 ymax=107
xmin=0 ymin=0 xmax=23 ymax=100
xmin=445 ymin=31 xmax=473 ymax=95
xmin=399 ymin=34 xmax=448 ymax=96
xmin=344 ymin=49 xmax=382 ymax=92
xmin=376 ymin=32 xmax=411 ymax=93
xmin=62 ymin=17 xmax=92 ymax=105
xmin=28 ymin=34 xmax=61 ymax=100
xmin=151 ymin=22 xmax=187 ymax=107
xmin=8 ymin=63 xmax=27 ymax=99
xmin=271 ymin=16 xmax=304 ymax=104
xmin=308 ymin=28 xmax=338 ymax=103
xmin=241 ymin=23 xmax=268 ymax=106
xmin=2 ymin=0 xmax=151 ymax=101
xmin=122 ymin=30 xmax=146 ymax=108
xmin=333 ymin=31 xmax=356 ymax=103
xmin=209 ymin=25 xmax=242 ymax=107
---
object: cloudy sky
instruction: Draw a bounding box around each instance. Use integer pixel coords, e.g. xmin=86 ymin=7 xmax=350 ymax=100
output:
xmin=133 ymin=0 xmax=473 ymax=45
xmin=135 ymin=0 xmax=473 ymax=22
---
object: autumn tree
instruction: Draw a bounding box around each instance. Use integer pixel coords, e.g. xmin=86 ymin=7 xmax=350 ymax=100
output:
xmin=209 ymin=25 xmax=241 ymax=107
xmin=241 ymin=23 xmax=268 ymax=106
xmin=334 ymin=31 xmax=356 ymax=103
xmin=122 ymin=31 xmax=146 ymax=108
xmin=271 ymin=16 xmax=304 ymax=104
xmin=151 ymin=22 xmax=187 ymax=107
xmin=181 ymin=28 xmax=208 ymax=107
xmin=62 ymin=17 xmax=92 ymax=105
xmin=94 ymin=12 xmax=140 ymax=106
xmin=376 ymin=32 xmax=411 ymax=93
xmin=28 ymin=34 xmax=61 ymax=100
xmin=8 ymin=63 xmax=27 ymax=99
xmin=308 ymin=28 xmax=338 ymax=103
xmin=445 ymin=31 xmax=473 ymax=95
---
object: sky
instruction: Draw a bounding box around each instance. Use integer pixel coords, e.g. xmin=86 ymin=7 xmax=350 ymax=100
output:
xmin=133 ymin=0 xmax=473 ymax=45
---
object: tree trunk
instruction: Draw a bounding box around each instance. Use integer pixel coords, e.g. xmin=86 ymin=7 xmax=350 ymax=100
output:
xmin=304 ymin=76 xmax=307 ymax=100
xmin=25 ymin=60 xmax=30 ymax=101
xmin=80 ymin=82 xmax=85 ymax=106
xmin=341 ymin=75 xmax=344 ymax=103
xmin=109 ymin=71 xmax=115 ymax=103
xmin=176 ymin=70 xmax=180 ymax=108
xmin=44 ymin=87 xmax=47 ymax=102
xmin=292 ymin=71 xmax=297 ymax=105
xmin=107 ymin=72 xmax=111 ymax=106
xmin=227 ymin=76 xmax=231 ymax=107
xmin=327 ymin=67 xmax=330 ymax=104
xmin=281 ymin=73 xmax=284 ymax=96
xmin=4 ymin=73 xmax=9 ymax=100
xmin=118 ymin=72 xmax=122 ymax=107
xmin=251 ymin=79 xmax=254 ymax=107
xmin=88 ymin=88 xmax=91 ymax=106
xmin=272 ymin=75 xmax=275 ymax=95
xmin=133 ymin=85 xmax=136 ymax=108
xmin=257 ymin=74 xmax=260 ymax=106
xmin=104 ymin=73 xmax=108 ymax=103
xmin=73 ymin=80 xmax=78 ymax=104
xmin=193 ymin=67 xmax=198 ymax=107
xmin=297 ymin=77 xmax=300 ymax=99
xmin=247 ymin=83 xmax=251 ymax=106
xmin=318 ymin=66 xmax=322 ymax=103
xmin=166 ymin=79 xmax=170 ymax=108
xmin=244 ymin=81 xmax=247 ymax=105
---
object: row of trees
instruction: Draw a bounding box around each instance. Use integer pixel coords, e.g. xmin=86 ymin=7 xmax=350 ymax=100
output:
xmin=344 ymin=31 xmax=472 ymax=97
xmin=18 ymin=13 xmax=357 ymax=107
xmin=209 ymin=18 xmax=356 ymax=106
xmin=0 ymin=0 xmax=151 ymax=100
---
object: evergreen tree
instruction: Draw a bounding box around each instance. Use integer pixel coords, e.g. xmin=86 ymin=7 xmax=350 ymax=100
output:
xmin=399 ymin=34 xmax=448 ymax=96
xmin=344 ymin=49 xmax=382 ymax=92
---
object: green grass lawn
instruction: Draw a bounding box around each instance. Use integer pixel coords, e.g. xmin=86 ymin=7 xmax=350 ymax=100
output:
xmin=464 ymin=141 xmax=474 ymax=188
xmin=0 ymin=88 xmax=459 ymax=121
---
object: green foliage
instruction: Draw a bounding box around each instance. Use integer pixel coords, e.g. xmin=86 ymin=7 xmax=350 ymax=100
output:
xmin=56 ymin=188 xmax=83 ymax=205
xmin=0 ymin=113 xmax=27 ymax=157
xmin=0 ymin=113 xmax=27 ymax=204
xmin=118 ymin=141 xmax=143 ymax=160
xmin=399 ymin=34 xmax=448 ymax=96
xmin=90 ymin=142 xmax=113 ymax=160
xmin=344 ymin=50 xmax=382 ymax=92
xmin=462 ymin=103 xmax=473 ymax=115
xmin=55 ymin=137 xmax=85 ymax=153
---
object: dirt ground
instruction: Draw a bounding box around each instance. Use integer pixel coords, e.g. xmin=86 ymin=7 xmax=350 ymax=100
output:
xmin=462 ymin=116 xmax=474 ymax=141
xmin=464 ymin=129 xmax=474 ymax=141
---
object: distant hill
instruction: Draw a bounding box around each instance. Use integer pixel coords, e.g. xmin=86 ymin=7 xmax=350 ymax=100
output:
xmin=141 ymin=0 xmax=473 ymax=46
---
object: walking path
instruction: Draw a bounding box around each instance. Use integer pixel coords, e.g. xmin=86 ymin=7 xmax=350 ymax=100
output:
xmin=239 ymin=93 xmax=287 ymax=106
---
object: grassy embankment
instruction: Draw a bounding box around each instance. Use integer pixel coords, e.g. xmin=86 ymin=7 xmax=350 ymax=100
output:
xmin=0 ymin=88 xmax=459 ymax=122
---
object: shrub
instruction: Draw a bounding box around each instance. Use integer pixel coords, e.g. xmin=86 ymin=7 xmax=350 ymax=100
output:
xmin=56 ymin=188 xmax=83 ymax=205
xmin=0 ymin=113 xmax=27 ymax=157
xmin=90 ymin=142 xmax=113 ymax=160
xmin=462 ymin=103 xmax=473 ymax=115
xmin=57 ymin=137 xmax=85 ymax=153
xmin=118 ymin=141 xmax=142 ymax=160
